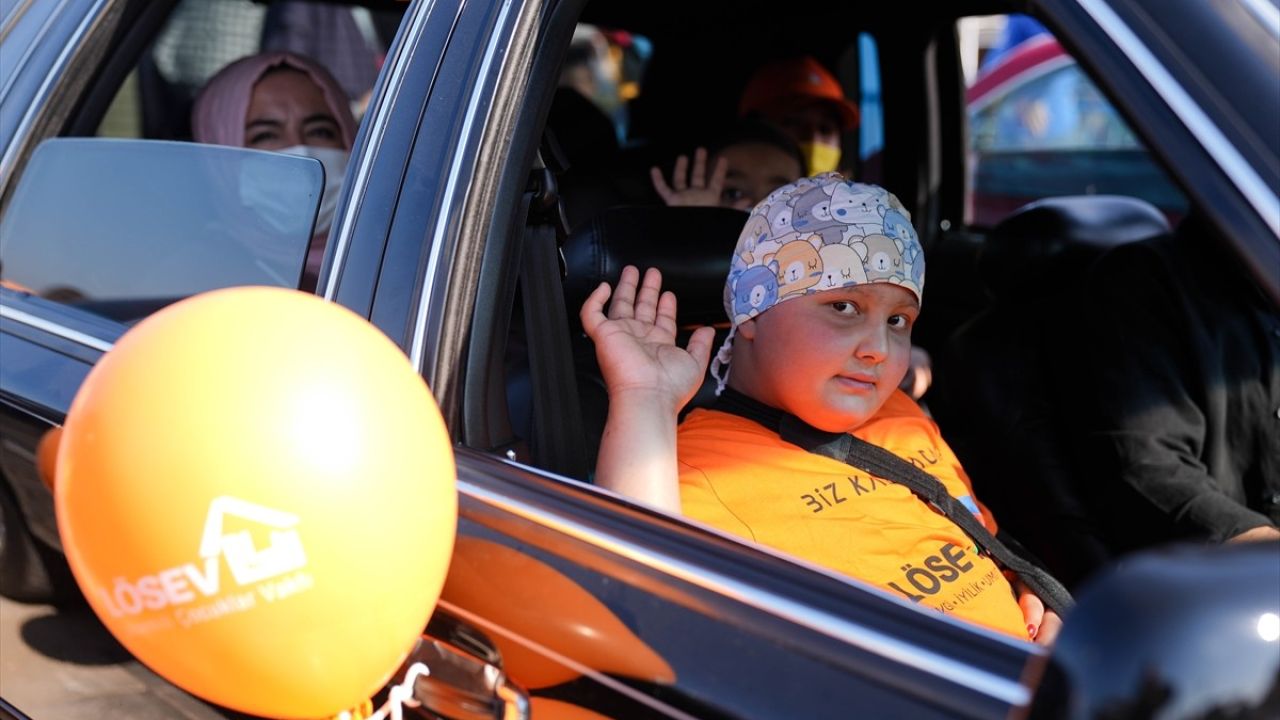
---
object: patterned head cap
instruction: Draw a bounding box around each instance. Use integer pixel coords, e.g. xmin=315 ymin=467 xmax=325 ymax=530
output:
xmin=711 ymin=173 xmax=925 ymax=390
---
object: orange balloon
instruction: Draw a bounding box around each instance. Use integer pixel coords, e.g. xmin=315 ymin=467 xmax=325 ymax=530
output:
xmin=55 ymin=287 xmax=456 ymax=720
xmin=441 ymin=537 xmax=674 ymax=689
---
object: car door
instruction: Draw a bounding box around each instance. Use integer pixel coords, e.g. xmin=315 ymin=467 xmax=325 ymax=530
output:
xmin=0 ymin=0 xmax=168 ymax=599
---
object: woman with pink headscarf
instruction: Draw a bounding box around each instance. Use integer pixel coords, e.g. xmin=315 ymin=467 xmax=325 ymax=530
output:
xmin=192 ymin=51 xmax=358 ymax=292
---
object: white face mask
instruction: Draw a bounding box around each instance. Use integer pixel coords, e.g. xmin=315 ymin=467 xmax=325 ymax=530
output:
xmin=278 ymin=145 xmax=350 ymax=236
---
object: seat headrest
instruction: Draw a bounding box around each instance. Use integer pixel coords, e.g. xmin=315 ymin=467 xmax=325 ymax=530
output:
xmin=563 ymin=206 xmax=748 ymax=329
xmin=981 ymin=195 xmax=1170 ymax=299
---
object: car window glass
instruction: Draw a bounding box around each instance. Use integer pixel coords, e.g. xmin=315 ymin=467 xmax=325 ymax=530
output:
xmin=848 ymin=32 xmax=884 ymax=185
xmin=95 ymin=0 xmax=404 ymax=141
xmin=960 ymin=14 xmax=1189 ymax=228
xmin=558 ymin=23 xmax=651 ymax=142
xmin=0 ymin=139 xmax=320 ymax=324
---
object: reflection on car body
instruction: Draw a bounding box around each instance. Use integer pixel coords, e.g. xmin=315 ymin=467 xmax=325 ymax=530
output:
xmin=0 ymin=0 xmax=1278 ymax=718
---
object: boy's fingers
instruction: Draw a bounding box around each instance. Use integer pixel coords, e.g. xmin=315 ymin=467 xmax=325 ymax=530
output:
xmin=671 ymin=155 xmax=689 ymax=191
xmin=1018 ymin=589 xmax=1045 ymax=641
xmin=691 ymin=148 xmax=708 ymax=187
xmin=1035 ymin=611 xmax=1063 ymax=647
xmin=608 ymin=265 xmax=641 ymax=320
xmin=579 ymin=281 xmax=612 ymax=336
xmin=655 ymin=290 xmax=679 ymax=336
xmin=649 ymin=167 xmax=674 ymax=204
xmin=709 ymin=155 xmax=728 ymax=191
xmin=686 ymin=325 xmax=716 ymax=371
xmin=633 ymin=267 xmax=663 ymax=324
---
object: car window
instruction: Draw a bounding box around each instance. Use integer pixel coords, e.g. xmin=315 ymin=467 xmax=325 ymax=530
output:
xmin=558 ymin=23 xmax=651 ymax=142
xmin=0 ymin=0 xmax=415 ymax=329
xmin=0 ymin=139 xmax=320 ymax=324
xmin=960 ymin=14 xmax=1189 ymax=228
xmin=482 ymin=6 xmax=1056 ymax=650
xmin=846 ymin=31 xmax=884 ymax=185
xmin=95 ymin=0 xmax=403 ymax=141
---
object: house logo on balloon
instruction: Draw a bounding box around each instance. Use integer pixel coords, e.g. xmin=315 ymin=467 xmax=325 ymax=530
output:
xmin=98 ymin=495 xmax=315 ymax=633
xmin=199 ymin=496 xmax=308 ymax=586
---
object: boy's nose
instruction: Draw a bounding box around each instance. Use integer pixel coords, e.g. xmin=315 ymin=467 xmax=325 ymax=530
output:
xmin=854 ymin=325 xmax=889 ymax=364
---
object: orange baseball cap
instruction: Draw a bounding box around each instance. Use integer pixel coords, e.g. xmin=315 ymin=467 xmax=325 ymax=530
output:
xmin=738 ymin=56 xmax=860 ymax=130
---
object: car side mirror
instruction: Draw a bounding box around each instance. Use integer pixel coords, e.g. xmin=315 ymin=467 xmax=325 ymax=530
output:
xmin=1019 ymin=542 xmax=1280 ymax=719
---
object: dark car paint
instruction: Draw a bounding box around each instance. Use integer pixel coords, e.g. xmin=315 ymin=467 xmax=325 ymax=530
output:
xmin=0 ymin=0 xmax=1277 ymax=717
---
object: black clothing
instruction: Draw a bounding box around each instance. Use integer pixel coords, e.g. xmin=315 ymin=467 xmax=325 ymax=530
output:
xmin=1070 ymin=226 xmax=1280 ymax=549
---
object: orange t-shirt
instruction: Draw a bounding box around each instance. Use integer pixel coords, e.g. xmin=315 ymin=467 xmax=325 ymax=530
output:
xmin=676 ymin=390 xmax=1029 ymax=640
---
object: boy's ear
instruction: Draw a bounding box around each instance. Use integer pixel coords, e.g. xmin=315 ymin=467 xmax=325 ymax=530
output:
xmin=737 ymin=316 xmax=758 ymax=341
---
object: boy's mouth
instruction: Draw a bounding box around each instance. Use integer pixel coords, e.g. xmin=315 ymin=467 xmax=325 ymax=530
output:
xmin=835 ymin=373 xmax=877 ymax=392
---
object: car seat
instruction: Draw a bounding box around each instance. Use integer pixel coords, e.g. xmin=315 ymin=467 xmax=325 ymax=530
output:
xmin=546 ymin=88 xmax=669 ymax=232
xmin=561 ymin=205 xmax=749 ymax=472
xmin=928 ymin=195 xmax=1171 ymax=589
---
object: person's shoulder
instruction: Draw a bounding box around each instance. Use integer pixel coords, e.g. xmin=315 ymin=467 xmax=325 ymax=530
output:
xmin=678 ymin=408 xmax=796 ymax=473
xmin=679 ymin=407 xmax=777 ymax=439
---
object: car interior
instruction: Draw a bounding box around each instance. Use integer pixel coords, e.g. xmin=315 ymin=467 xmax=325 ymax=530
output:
xmin=5 ymin=0 xmax=1213 ymax=594
xmin=486 ymin=0 xmax=1193 ymax=591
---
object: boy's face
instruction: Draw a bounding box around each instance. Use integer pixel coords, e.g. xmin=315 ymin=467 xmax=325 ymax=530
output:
xmin=731 ymin=283 xmax=918 ymax=432
xmin=769 ymin=103 xmax=843 ymax=150
xmin=714 ymin=142 xmax=803 ymax=211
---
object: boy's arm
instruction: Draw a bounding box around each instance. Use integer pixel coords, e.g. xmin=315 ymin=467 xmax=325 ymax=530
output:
xmin=580 ymin=266 xmax=715 ymax=513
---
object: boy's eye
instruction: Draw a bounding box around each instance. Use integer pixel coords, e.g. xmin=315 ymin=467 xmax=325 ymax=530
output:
xmin=831 ymin=301 xmax=858 ymax=315
xmin=721 ymin=187 xmax=745 ymax=203
xmin=888 ymin=313 xmax=913 ymax=329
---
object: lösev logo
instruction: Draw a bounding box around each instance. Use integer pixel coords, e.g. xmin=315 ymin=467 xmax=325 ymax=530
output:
xmin=98 ymin=497 xmax=314 ymax=631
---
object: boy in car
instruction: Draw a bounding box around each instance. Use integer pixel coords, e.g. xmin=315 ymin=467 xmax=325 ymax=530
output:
xmin=581 ymin=173 xmax=1060 ymax=644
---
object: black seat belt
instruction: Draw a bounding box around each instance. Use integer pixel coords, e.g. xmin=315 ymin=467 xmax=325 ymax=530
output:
xmin=518 ymin=159 xmax=589 ymax=480
xmin=712 ymin=387 xmax=1074 ymax=615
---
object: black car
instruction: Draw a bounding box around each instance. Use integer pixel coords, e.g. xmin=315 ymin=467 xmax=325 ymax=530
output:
xmin=1 ymin=0 xmax=1277 ymax=718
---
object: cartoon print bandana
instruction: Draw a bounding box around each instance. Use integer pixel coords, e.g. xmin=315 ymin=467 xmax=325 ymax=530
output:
xmin=711 ymin=173 xmax=925 ymax=390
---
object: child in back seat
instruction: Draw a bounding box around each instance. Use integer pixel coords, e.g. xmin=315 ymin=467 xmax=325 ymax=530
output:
xmin=580 ymin=173 xmax=1061 ymax=644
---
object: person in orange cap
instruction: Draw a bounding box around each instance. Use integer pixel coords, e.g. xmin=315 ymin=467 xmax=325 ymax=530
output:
xmin=738 ymin=56 xmax=859 ymax=175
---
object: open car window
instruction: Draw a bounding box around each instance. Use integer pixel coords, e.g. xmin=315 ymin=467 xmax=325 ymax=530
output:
xmin=960 ymin=14 xmax=1189 ymax=229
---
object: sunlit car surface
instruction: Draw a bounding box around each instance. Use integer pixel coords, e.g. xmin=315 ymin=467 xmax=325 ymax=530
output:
xmin=1 ymin=0 xmax=1277 ymax=717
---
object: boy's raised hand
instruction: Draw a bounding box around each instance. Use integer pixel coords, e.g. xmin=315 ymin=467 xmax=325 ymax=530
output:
xmin=581 ymin=265 xmax=716 ymax=414
xmin=650 ymin=147 xmax=729 ymax=208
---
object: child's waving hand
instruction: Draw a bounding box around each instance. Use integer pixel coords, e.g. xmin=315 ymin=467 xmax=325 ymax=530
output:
xmin=580 ymin=266 xmax=716 ymax=511
xmin=581 ymin=265 xmax=716 ymax=413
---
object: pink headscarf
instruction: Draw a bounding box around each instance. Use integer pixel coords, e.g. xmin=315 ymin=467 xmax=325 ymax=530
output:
xmin=191 ymin=51 xmax=358 ymax=149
